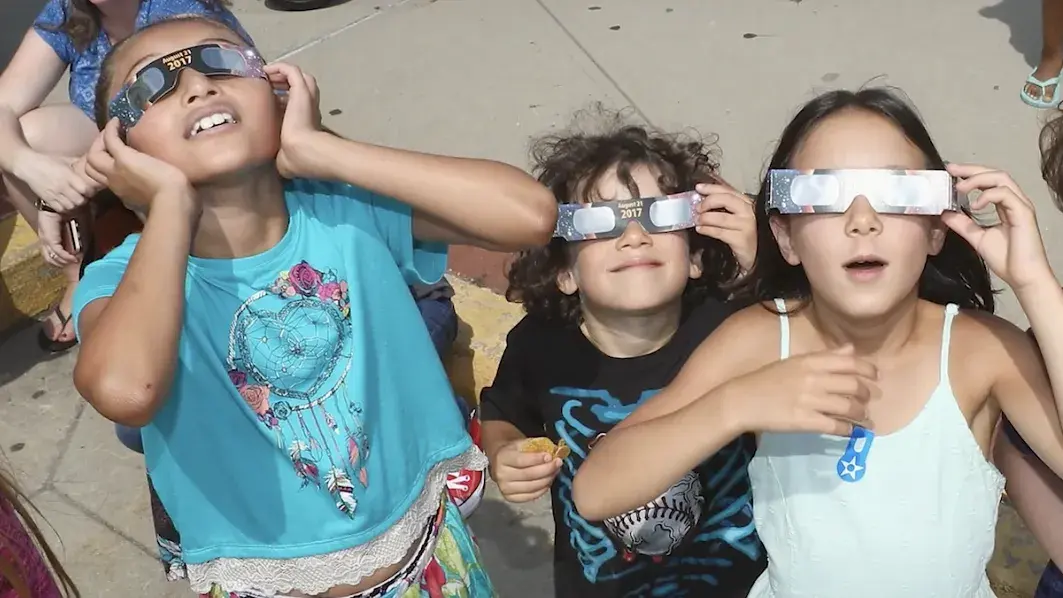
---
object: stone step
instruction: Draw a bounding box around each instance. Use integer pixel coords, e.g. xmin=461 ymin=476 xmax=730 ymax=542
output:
xmin=0 ymin=212 xmax=63 ymax=334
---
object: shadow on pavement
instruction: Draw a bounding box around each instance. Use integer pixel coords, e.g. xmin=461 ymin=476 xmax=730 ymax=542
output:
xmin=468 ymin=494 xmax=554 ymax=597
xmin=0 ymin=214 xmax=15 ymax=342
xmin=0 ymin=322 xmax=65 ymax=390
xmin=980 ymin=0 xmax=1043 ymax=68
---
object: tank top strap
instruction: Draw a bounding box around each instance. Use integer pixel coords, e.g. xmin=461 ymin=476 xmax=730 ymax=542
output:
xmin=939 ymin=303 xmax=960 ymax=386
xmin=774 ymin=298 xmax=790 ymax=359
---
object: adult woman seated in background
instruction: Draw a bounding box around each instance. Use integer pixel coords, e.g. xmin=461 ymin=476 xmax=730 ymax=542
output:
xmin=0 ymin=0 xmax=249 ymax=353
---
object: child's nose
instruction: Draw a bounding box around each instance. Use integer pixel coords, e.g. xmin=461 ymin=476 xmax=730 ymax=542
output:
xmin=616 ymin=221 xmax=652 ymax=247
xmin=177 ymin=70 xmax=221 ymax=105
xmin=845 ymin=196 xmax=882 ymax=236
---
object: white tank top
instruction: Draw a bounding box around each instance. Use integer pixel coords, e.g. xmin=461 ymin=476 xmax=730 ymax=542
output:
xmin=746 ymin=301 xmax=1005 ymax=598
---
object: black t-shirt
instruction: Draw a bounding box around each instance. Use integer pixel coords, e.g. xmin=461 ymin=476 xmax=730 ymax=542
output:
xmin=480 ymin=299 xmax=766 ymax=598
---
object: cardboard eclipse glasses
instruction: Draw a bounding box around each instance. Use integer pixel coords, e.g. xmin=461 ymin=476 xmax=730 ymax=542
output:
xmin=108 ymin=43 xmax=267 ymax=130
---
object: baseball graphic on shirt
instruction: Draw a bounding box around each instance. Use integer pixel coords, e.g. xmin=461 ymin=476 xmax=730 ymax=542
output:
xmin=603 ymin=470 xmax=704 ymax=557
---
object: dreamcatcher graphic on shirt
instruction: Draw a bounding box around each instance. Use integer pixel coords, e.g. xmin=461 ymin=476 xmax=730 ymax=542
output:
xmin=225 ymin=260 xmax=369 ymax=518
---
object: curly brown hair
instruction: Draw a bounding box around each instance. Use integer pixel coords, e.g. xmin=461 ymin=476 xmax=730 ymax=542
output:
xmin=505 ymin=106 xmax=742 ymax=326
xmin=41 ymin=0 xmax=232 ymax=52
xmin=1041 ymin=112 xmax=1063 ymax=212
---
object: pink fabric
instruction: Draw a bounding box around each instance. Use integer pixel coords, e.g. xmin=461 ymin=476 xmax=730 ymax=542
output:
xmin=0 ymin=498 xmax=60 ymax=598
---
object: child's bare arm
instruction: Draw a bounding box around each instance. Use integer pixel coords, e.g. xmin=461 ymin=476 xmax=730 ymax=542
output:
xmin=571 ymin=310 xmax=769 ymax=521
xmin=266 ymin=62 xmax=555 ymax=250
xmin=1017 ymin=281 xmax=1063 ymax=437
xmin=479 ymin=318 xmax=560 ymax=502
xmin=74 ymin=189 xmax=197 ymax=427
xmin=990 ymin=312 xmax=1063 ymax=480
xmin=482 ymin=420 xmax=526 ymax=465
xmin=301 ymin=133 xmax=556 ymax=250
xmin=573 ymin=305 xmax=876 ymax=521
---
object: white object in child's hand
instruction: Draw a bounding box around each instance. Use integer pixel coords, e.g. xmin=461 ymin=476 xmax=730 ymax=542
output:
xmin=603 ymin=470 xmax=704 ymax=557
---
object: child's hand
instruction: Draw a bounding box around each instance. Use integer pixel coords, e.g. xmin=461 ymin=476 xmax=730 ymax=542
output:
xmin=694 ymin=183 xmax=757 ymax=274
xmin=70 ymin=153 xmax=105 ymax=199
xmin=723 ymin=344 xmax=877 ymax=436
xmin=943 ymin=163 xmax=1055 ymax=293
xmin=490 ymin=439 xmax=562 ymax=503
xmin=85 ymin=119 xmax=194 ymax=211
xmin=265 ymin=62 xmax=324 ymax=180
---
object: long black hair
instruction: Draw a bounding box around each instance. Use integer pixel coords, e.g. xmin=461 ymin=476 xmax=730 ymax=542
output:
xmin=738 ymin=87 xmax=995 ymax=313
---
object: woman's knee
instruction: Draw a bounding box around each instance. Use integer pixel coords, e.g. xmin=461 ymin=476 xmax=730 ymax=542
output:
xmin=18 ymin=104 xmax=97 ymax=157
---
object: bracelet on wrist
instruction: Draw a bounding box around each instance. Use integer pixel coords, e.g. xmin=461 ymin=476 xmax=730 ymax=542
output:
xmin=35 ymin=199 xmax=58 ymax=214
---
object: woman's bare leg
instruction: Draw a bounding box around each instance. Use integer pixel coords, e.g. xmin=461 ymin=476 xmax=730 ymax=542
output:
xmin=1 ymin=104 xmax=98 ymax=345
xmin=1027 ymin=0 xmax=1063 ymax=102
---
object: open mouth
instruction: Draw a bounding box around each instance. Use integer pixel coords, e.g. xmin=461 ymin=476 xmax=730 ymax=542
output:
xmin=843 ymin=255 xmax=888 ymax=279
xmin=189 ymin=111 xmax=238 ymax=137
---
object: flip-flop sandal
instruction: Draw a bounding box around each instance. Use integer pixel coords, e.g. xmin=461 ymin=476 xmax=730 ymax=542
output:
xmin=1021 ymin=69 xmax=1063 ymax=109
xmin=37 ymin=306 xmax=78 ymax=354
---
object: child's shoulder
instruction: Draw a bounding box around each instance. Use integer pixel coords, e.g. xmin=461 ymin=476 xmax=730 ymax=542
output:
xmin=285 ymin=178 xmax=367 ymax=202
xmin=84 ymin=233 xmax=139 ymax=272
xmin=285 ymin=178 xmax=406 ymax=225
xmin=677 ymin=301 xmax=781 ymax=369
xmin=951 ymin=305 xmax=1035 ymax=361
xmin=712 ymin=300 xmax=785 ymax=336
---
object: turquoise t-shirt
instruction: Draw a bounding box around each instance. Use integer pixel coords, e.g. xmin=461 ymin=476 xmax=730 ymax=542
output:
xmin=72 ymin=179 xmax=471 ymax=563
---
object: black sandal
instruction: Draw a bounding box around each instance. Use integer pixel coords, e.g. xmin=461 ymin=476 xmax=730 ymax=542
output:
xmin=37 ymin=306 xmax=78 ymax=354
xmin=265 ymin=0 xmax=335 ymax=11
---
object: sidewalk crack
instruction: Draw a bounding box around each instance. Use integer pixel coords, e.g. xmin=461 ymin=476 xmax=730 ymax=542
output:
xmin=530 ymin=0 xmax=653 ymax=127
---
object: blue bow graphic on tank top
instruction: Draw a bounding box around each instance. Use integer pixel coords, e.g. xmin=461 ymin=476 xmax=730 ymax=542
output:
xmin=836 ymin=426 xmax=874 ymax=482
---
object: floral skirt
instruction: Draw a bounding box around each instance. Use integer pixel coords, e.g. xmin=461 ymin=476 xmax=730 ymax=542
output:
xmin=147 ymin=476 xmax=494 ymax=597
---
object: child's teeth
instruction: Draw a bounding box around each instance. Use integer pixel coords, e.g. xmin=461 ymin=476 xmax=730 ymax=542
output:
xmin=191 ymin=113 xmax=236 ymax=136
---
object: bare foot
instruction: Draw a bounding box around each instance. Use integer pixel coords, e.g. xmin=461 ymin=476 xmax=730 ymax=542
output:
xmin=40 ymin=281 xmax=77 ymax=345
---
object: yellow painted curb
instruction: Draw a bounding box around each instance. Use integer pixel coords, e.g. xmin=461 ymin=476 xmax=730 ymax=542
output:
xmin=444 ymin=276 xmax=524 ymax=404
xmin=0 ymin=213 xmax=64 ymax=334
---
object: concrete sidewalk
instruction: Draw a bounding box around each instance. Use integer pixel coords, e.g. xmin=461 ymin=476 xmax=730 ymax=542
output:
xmin=0 ymin=0 xmax=1058 ymax=595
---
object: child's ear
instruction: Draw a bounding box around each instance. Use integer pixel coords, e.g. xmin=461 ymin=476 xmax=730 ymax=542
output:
xmin=928 ymin=219 xmax=947 ymax=256
xmin=688 ymin=248 xmax=704 ymax=279
xmin=769 ymin=214 xmax=801 ymax=266
xmin=556 ymin=267 xmax=579 ymax=295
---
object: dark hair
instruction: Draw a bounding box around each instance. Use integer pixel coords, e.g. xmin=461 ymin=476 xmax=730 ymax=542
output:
xmin=739 ymin=87 xmax=995 ymax=312
xmin=1040 ymin=113 xmax=1063 ymax=211
xmin=505 ymin=106 xmax=742 ymax=325
xmin=42 ymin=0 xmax=231 ymax=52
xmin=92 ymin=14 xmax=244 ymax=128
xmin=0 ymin=466 xmax=81 ymax=597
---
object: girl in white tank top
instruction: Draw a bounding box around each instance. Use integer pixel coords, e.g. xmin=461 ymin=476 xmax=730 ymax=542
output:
xmin=570 ymin=88 xmax=1063 ymax=598
xmin=746 ymin=300 xmax=1003 ymax=597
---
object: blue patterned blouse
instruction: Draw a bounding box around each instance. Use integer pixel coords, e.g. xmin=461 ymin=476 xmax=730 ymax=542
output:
xmin=32 ymin=0 xmax=252 ymax=119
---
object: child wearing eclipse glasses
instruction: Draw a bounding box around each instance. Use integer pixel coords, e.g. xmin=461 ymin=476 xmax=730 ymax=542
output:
xmin=478 ymin=110 xmax=766 ymax=598
xmin=573 ymin=88 xmax=1063 ymax=598
xmin=72 ymin=14 xmax=558 ymax=598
